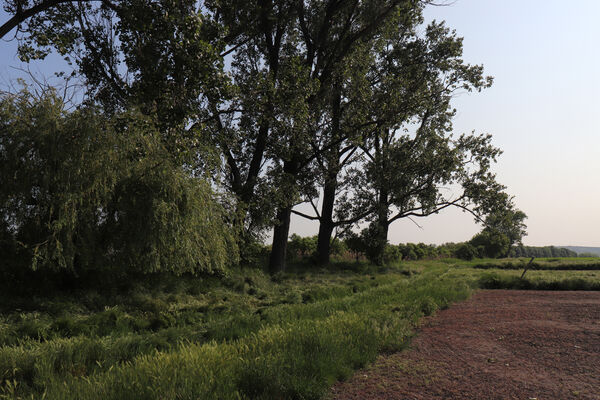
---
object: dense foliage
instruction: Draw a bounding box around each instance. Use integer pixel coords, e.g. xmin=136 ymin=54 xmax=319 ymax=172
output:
xmin=0 ymin=89 xmax=236 ymax=277
xmin=0 ymin=0 xmax=527 ymax=272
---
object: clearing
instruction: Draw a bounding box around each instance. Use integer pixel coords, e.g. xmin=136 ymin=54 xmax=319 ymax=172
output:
xmin=331 ymin=290 xmax=600 ymax=400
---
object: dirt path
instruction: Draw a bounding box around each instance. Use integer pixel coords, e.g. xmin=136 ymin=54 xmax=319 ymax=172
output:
xmin=331 ymin=290 xmax=600 ymax=400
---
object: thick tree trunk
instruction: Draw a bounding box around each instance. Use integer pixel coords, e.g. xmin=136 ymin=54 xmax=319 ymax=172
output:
xmin=316 ymin=81 xmax=342 ymax=266
xmin=316 ymin=176 xmax=337 ymax=265
xmin=268 ymin=206 xmax=292 ymax=273
xmin=268 ymin=158 xmax=298 ymax=273
xmin=373 ymin=218 xmax=389 ymax=266
xmin=373 ymin=181 xmax=389 ymax=266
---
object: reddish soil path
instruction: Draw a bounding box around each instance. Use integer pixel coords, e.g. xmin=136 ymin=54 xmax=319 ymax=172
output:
xmin=331 ymin=290 xmax=600 ymax=400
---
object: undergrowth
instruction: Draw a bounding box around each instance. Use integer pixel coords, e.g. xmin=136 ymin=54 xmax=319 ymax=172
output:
xmin=2 ymin=258 xmax=596 ymax=399
xmin=0 ymin=263 xmax=468 ymax=399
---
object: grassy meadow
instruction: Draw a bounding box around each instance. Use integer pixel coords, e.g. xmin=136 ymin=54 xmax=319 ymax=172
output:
xmin=0 ymin=258 xmax=598 ymax=399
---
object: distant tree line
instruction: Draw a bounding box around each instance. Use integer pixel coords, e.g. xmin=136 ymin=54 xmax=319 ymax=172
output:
xmin=508 ymin=246 xmax=577 ymax=258
xmin=0 ymin=0 xmax=528 ymax=280
xmin=285 ymin=232 xmax=584 ymax=265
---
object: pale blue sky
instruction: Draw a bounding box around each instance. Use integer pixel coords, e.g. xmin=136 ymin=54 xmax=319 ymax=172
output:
xmin=1 ymin=1 xmax=598 ymax=246
xmin=415 ymin=0 xmax=600 ymax=247
xmin=298 ymin=0 xmax=600 ymax=246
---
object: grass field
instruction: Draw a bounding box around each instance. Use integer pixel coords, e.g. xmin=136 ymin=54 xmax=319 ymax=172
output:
xmin=0 ymin=258 xmax=597 ymax=399
xmin=466 ymin=256 xmax=600 ymax=270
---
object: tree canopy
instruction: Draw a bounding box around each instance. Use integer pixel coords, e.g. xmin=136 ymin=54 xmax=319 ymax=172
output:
xmin=0 ymin=0 xmax=527 ymax=273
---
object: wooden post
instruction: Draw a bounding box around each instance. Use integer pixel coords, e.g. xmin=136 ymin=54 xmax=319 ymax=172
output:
xmin=520 ymin=257 xmax=536 ymax=279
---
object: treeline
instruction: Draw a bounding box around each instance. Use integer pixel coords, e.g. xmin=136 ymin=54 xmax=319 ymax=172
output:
xmin=286 ymin=232 xmax=505 ymax=264
xmin=285 ymin=234 xmax=453 ymax=264
xmin=286 ymin=234 xmax=585 ymax=265
xmin=1 ymin=0 xmax=527 ymax=281
xmin=508 ymin=246 xmax=577 ymax=258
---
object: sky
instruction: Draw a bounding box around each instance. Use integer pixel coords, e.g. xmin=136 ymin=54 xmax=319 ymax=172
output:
xmin=1 ymin=1 xmax=599 ymax=247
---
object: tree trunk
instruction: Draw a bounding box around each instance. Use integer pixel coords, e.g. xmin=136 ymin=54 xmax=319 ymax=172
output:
xmin=268 ymin=157 xmax=299 ymax=273
xmin=316 ymin=176 xmax=337 ymax=265
xmin=268 ymin=205 xmax=292 ymax=273
xmin=373 ymin=175 xmax=389 ymax=266
xmin=373 ymin=218 xmax=389 ymax=266
xmin=316 ymin=81 xmax=342 ymax=266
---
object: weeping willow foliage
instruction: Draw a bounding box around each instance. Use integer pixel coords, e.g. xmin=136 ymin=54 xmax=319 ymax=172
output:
xmin=0 ymin=89 xmax=236 ymax=275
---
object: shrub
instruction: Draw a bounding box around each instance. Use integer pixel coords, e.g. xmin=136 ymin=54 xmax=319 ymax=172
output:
xmin=287 ymin=234 xmax=317 ymax=261
xmin=383 ymin=244 xmax=402 ymax=264
xmin=455 ymin=243 xmax=477 ymax=260
xmin=469 ymin=229 xmax=510 ymax=258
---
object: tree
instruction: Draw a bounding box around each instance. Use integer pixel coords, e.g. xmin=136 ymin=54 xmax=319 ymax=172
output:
xmin=469 ymin=229 xmax=510 ymax=258
xmin=338 ymin=21 xmax=516 ymax=265
xmin=484 ymin=206 xmax=527 ymax=248
xmin=0 ymin=87 xmax=236 ymax=275
xmin=344 ymin=231 xmax=366 ymax=262
xmin=455 ymin=242 xmax=477 ymax=260
xmin=287 ymin=234 xmax=317 ymax=261
xmin=291 ymin=4 xmax=427 ymax=265
xmin=208 ymin=0 xmax=431 ymax=272
xmin=2 ymin=0 xmax=226 ymax=121
xmin=467 ymin=201 xmax=527 ymax=258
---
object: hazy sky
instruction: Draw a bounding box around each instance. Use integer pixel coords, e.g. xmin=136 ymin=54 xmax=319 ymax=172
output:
xmin=416 ymin=0 xmax=600 ymax=247
xmin=1 ymin=1 xmax=599 ymax=246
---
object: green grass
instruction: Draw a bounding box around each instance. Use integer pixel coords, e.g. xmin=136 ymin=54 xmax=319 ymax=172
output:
xmin=438 ymin=261 xmax=600 ymax=291
xmin=477 ymin=269 xmax=600 ymax=290
xmin=465 ymin=257 xmax=600 ymax=270
xmin=1 ymin=258 xmax=598 ymax=399
xmin=0 ymin=263 xmax=469 ymax=399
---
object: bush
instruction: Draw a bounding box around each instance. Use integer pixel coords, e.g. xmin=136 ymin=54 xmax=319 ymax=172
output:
xmin=287 ymin=234 xmax=317 ymax=261
xmin=344 ymin=232 xmax=366 ymax=262
xmin=455 ymin=243 xmax=477 ymax=260
xmin=383 ymin=245 xmax=401 ymax=264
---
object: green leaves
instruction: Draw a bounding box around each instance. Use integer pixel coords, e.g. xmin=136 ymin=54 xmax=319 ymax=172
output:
xmin=0 ymin=89 xmax=236 ymax=275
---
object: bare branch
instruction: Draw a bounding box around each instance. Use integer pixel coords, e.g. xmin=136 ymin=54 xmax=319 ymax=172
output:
xmin=309 ymin=198 xmax=321 ymax=219
xmin=291 ymin=209 xmax=320 ymax=221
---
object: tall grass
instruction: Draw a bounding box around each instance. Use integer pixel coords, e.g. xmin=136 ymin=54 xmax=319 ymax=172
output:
xmin=0 ymin=266 xmax=470 ymax=399
xmin=5 ymin=258 xmax=594 ymax=399
xmin=440 ymin=265 xmax=600 ymax=291
xmin=468 ymin=257 xmax=600 ymax=271
xmin=477 ymin=270 xmax=600 ymax=290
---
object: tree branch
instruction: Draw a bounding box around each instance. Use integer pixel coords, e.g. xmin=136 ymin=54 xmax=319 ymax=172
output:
xmin=309 ymin=197 xmax=321 ymax=219
xmin=1 ymin=0 xmax=119 ymax=39
xmin=333 ymin=206 xmax=374 ymax=227
xmin=291 ymin=209 xmax=321 ymax=221
xmin=387 ymin=198 xmax=486 ymax=226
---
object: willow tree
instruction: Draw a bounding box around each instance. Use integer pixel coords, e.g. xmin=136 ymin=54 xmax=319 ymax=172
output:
xmin=0 ymin=88 xmax=236 ymax=275
xmin=0 ymin=0 xmax=237 ymax=270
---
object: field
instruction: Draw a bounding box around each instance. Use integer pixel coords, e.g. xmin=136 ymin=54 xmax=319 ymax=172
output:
xmin=0 ymin=258 xmax=598 ymax=399
xmin=332 ymin=290 xmax=600 ymax=399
